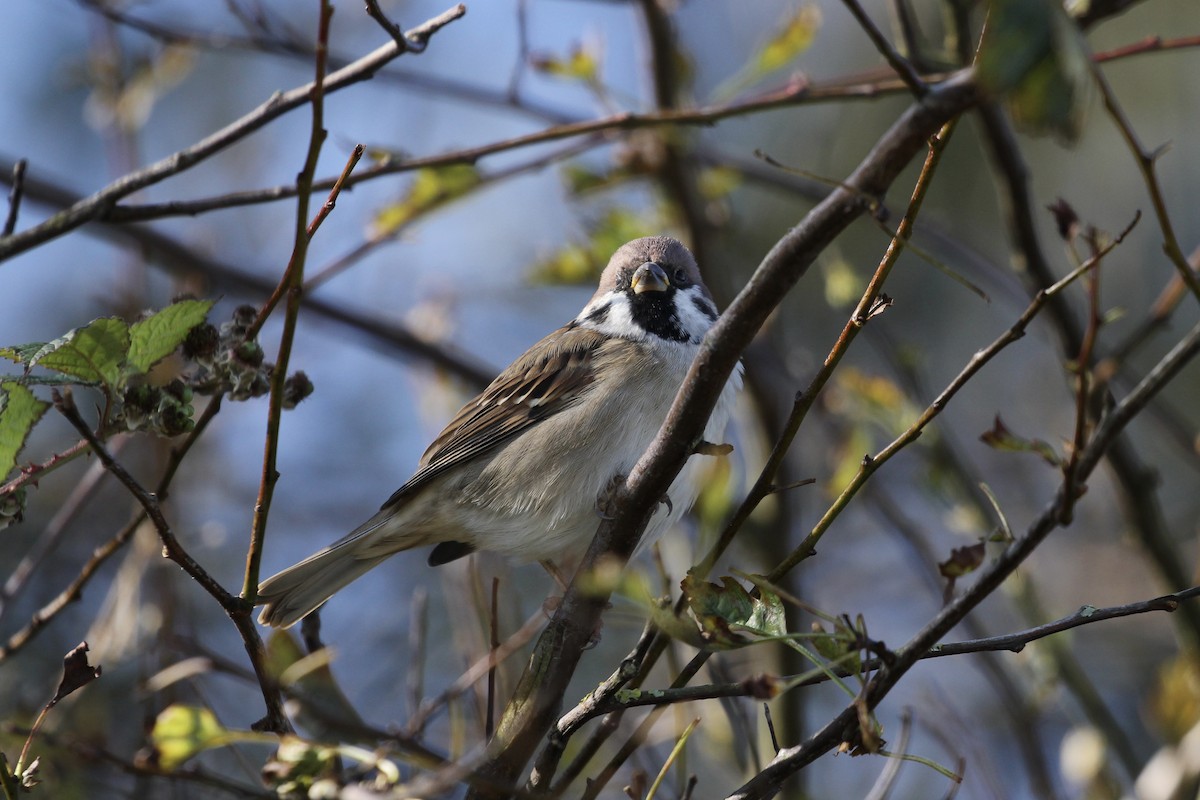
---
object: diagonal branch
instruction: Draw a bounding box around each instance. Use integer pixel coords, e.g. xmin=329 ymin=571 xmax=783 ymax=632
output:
xmin=465 ymin=67 xmax=980 ymax=799
xmin=727 ymin=316 xmax=1200 ymax=799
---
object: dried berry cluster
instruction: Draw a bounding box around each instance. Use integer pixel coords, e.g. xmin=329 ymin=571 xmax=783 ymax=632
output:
xmin=108 ymin=304 xmax=313 ymax=438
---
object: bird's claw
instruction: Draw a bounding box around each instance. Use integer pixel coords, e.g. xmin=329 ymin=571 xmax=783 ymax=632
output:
xmin=595 ymin=472 xmax=626 ymax=520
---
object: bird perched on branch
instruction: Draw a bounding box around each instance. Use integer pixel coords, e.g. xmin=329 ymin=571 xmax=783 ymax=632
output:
xmin=257 ymin=236 xmax=741 ymax=628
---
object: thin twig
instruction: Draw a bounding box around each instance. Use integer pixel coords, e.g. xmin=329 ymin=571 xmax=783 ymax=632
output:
xmin=248 ymin=143 xmax=363 ymax=337
xmin=727 ymin=318 xmax=1200 ymax=798
xmin=839 ymin=0 xmax=927 ymax=96
xmin=0 ymin=3 xmax=465 ymax=264
xmin=528 ymin=621 xmax=659 ymax=789
xmin=406 ymin=608 xmax=547 ymax=737
xmin=2 ymin=158 xmax=26 ymax=237
xmin=468 ymin=70 xmax=981 ymax=800
xmin=53 ymin=390 xmax=236 ymax=610
xmin=487 ymin=577 xmax=500 ymax=740
xmin=698 ymin=118 xmax=958 ymax=585
xmin=406 ymin=587 xmax=429 ymax=719
xmin=1091 ymin=58 xmax=1200 ymax=300
xmin=54 ymin=388 xmax=289 ymax=732
xmin=0 ymin=440 xmax=121 ymax=622
xmin=2 ymin=723 xmax=272 ymax=798
xmin=91 ymin=75 xmax=912 ymax=225
xmin=769 ymin=212 xmax=1140 ymax=580
xmin=243 ymin=0 xmax=337 ymax=602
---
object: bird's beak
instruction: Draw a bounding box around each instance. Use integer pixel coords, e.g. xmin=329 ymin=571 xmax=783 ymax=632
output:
xmin=631 ymin=262 xmax=670 ymax=294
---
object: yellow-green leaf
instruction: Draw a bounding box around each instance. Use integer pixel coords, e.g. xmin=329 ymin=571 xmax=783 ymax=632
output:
xmin=754 ymin=5 xmax=823 ymax=75
xmin=696 ymin=166 xmax=742 ymax=201
xmin=150 ymin=705 xmax=232 ymax=771
xmin=531 ymin=207 xmax=660 ymax=286
xmin=30 ymin=317 xmax=130 ymax=388
xmin=0 ymin=382 xmax=49 ymax=479
xmin=128 ymin=299 xmax=214 ymax=374
xmin=979 ymin=415 xmax=1061 ymax=466
xmin=531 ymin=42 xmax=600 ymax=82
xmin=372 ymin=164 xmax=481 ymax=237
xmin=266 ymin=631 xmax=364 ymax=741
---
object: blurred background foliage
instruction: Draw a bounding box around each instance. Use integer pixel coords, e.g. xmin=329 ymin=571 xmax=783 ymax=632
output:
xmin=0 ymin=0 xmax=1198 ymax=797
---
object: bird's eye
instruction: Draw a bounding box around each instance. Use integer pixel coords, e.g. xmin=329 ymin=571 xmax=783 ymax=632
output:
xmin=673 ymin=267 xmax=689 ymax=284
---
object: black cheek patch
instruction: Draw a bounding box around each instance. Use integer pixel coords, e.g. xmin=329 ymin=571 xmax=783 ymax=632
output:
xmin=585 ymin=302 xmax=611 ymax=325
xmin=691 ymin=295 xmax=717 ymax=322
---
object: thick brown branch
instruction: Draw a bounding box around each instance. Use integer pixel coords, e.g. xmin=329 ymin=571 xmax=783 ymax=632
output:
xmin=466 ymin=68 xmax=980 ymax=799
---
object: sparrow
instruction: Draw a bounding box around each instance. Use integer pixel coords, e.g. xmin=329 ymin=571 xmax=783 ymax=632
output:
xmin=257 ymin=236 xmax=741 ymax=628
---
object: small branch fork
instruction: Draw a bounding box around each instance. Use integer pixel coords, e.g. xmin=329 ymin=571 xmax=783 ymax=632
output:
xmin=51 ymin=392 xmax=289 ymax=732
xmin=465 ymin=69 xmax=982 ymax=800
xmin=535 ymin=586 xmax=1200 ymax=727
xmin=243 ymin=3 xmax=362 ymax=606
xmin=728 ymin=315 xmax=1200 ymax=799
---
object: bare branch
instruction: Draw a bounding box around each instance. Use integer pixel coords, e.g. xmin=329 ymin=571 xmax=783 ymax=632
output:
xmin=726 ymin=318 xmax=1200 ymax=798
xmin=839 ymin=0 xmax=927 ymax=96
xmin=466 ymin=69 xmax=981 ymax=798
xmin=0 ymin=3 xmax=465 ymax=264
xmin=2 ymin=158 xmax=25 ymax=237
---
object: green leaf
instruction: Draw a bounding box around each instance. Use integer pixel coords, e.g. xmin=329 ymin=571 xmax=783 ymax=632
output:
xmin=372 ymin=164 xmax=481 ymax=237
xmin=29 ymin=318 xmax=130 ymax=388
xmin=149 ymin=705 xmax=234 ymax=771
xmin=0 ymin=382 xmax=50 ymax=479
xmin=128 ymin=299 xmax=214 ymax=374
xmin=977 ymin=0 xmax=1089 ymax=140
xmin=681 ymin=572 xmax=787 ymax=649
xmin=0 ymin=342 xmax=48 ymax=364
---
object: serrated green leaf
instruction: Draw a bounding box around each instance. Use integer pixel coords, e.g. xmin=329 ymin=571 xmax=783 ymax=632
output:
xmin=149 ymin=705 xmax=232 ymax=771
xmin=372 ymin=164 xmax=481 ymax=237
xmin=0 ymin=382 xmax=49 ymax=479
xmin=0 ymin=374 xmax=86 ymax=387
xmin=128 ymin=299 xmax=214 ymax=373
xmin=681 ymin=572 xmax=788 ymax=649
xmin=30 ymin=318 xmax=130 ymax=388
xmin=0 ymin=342 xmax=47 ymax=364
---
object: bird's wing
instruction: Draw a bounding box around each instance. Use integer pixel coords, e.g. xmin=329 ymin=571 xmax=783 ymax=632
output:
xmin=380 ymin=324 xmax=606 ymax=510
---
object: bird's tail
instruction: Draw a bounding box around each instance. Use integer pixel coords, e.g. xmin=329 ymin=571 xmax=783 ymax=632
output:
xmin=256 ymin=539 xmax=390 ymax=629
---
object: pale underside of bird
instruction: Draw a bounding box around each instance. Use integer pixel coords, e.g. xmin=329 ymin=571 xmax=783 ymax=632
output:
xmin=257 ymin=236 xmax=741 ymax=628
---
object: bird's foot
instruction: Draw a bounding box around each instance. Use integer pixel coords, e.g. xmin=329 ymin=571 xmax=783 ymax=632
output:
xmin=595 ymin=472 xmax=627 ymax=520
